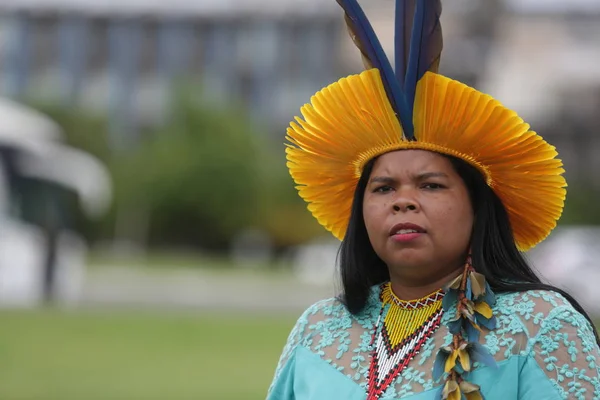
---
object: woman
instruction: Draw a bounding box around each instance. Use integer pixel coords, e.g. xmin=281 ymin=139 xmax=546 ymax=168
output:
xmin=268 ymin=1 xmax=600 ymax=399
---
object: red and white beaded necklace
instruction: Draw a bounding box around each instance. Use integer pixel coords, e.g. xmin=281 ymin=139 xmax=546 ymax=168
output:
xmin=367 ymin=283 xmax=445 ymax=400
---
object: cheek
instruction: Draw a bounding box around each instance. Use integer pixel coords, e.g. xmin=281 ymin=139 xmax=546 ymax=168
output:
xmin=362 ymin=203 xmax=377 ymax=233
xmin=362 ymin=199 xmax=387 ymax=238
xmin=429 ymin=199 xmax=473 ymax=240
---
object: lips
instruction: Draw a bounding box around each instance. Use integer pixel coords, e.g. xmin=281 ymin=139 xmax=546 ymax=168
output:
xmin=389 ymin=222 xmax=426 ymax=236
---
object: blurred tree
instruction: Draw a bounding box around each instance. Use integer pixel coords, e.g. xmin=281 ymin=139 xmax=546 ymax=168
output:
xmin=29 ymin=89 xmax=328 ymax=256
xmin=254 ymin=145 xmax=326 ymax=252
xmin=560 ymin=185 xmax=600 ymax=226
xmin=32 ymin=93 xmax=600 ymax=259
xmin=29 ymin=102 xmax=112 ymax=162
xmin=111 ymin=89 xmax=263 ymax=250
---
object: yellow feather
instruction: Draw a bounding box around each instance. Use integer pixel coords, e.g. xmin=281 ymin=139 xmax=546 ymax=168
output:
xmin=286 ymin=69 xmax=566 ymax=250
xmin=458 ymin=348 xmax=471 ymax=371
xmin=475 ymin=302 xmax=493 ymax=319
xmin=445 ymin=350 xmax=458 ymax=372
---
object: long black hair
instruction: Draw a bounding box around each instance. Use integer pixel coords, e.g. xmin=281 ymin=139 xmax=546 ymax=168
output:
xmin=338 ymin=154 xmax=600 ymax=345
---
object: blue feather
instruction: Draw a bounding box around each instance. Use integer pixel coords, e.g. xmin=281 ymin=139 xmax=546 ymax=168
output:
xmin=466 ymin=278 xmax=473 ymax=300
xmin=404 ymin=0 xmax=443 ymax=138
xmin=477 ymin=314 xmax=497 ymax=331
xmin=484 ymin=283 xmax=496 ymax=306
xmin=442 ymin=289 xmax=457 ymax=311
xmin=336 ymin=0 xmax=412 ymax=135
xmin=448 ymin=317 xmax=463 ymax=335
xmin=466 ymin=321 xmax=480 ymax=343
xmin=432 ymin=349 xmax=448 ymax=381
xmin=394 ymin=0 xmax=415 ymax=87
xmin=468 ymin=343 xmax=498 ymax=369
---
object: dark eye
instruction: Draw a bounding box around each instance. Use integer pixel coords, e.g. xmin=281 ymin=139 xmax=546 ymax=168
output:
xmin=373 ymin=185 xmax=393 ymax=193
xmin=422 ymin=182 xmax=445 ymax=190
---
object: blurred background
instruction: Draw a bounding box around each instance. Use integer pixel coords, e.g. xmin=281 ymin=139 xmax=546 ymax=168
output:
xmin=0 ymin=0 xmax=598 ymax=399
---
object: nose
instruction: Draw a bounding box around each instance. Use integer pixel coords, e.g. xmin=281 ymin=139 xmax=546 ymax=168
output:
xmin=392 ymin=191 xmax=419 ymax=213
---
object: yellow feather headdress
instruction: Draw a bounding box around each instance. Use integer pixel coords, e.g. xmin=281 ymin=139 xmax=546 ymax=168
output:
xmin=286 ymin=1 xmax=566 ymax=251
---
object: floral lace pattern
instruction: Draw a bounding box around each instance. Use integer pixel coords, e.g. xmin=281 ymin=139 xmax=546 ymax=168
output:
xmin=269 ymin=287 xmax=600 ymax=399
xmin=527 ymin=298 xmax=600 ymax=399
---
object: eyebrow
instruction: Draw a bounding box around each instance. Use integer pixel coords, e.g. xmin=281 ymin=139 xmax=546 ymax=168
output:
xmin=369 ymin=172 xmax=449 ymax=184
xmin=369 ymin=176 xmax=395 ymax=184
xmin=415 ymin=172 xmax=449 ymax=180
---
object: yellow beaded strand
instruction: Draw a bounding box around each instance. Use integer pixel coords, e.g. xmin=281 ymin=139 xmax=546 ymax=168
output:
xmin=380 ymin=283 xmax=444 ymax=349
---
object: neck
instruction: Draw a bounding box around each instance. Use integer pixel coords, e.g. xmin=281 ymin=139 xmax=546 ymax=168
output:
xmin=388 ymin=266 xmax=463 ymax=301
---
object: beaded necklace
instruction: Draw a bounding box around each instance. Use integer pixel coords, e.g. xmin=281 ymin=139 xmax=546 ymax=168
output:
xmin=367 ymin=283 xmax=445 ymax=400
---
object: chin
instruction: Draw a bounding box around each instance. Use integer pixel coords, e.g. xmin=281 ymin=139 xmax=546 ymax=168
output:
xmin=385 ymin=251 xmax=430 ymax=271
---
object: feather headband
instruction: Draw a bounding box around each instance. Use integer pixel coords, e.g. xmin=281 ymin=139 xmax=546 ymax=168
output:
xmin=286 ymin=0 xmax=567 ymax=251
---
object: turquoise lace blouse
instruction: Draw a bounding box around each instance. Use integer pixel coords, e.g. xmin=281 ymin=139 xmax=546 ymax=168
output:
xmin=267 ymin=285 xmax=600 ymax=399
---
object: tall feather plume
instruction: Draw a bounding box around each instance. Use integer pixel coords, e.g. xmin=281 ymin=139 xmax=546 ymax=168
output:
xmin=404 ymin=0 xmax=443 ymax=139
xmin=394 ymin=0 xmax=416 ymax=88
xmin=336 ymin=0 xmax=411 ymax=132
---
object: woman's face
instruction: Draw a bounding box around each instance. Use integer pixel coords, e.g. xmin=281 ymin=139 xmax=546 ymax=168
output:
xmin=363 ymin=150 xmax=474 ymax=281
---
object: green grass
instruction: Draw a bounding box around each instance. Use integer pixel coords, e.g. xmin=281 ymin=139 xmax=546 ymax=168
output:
xmin=3 ymin=308 xmax=595 ymax=400
xmin=86 ymin=250 xmax=292 ymax=271
xmin=0 ymin=309 xmax=296 ymax=400
xmin=87 ymin=250 xmax=239 ymax=270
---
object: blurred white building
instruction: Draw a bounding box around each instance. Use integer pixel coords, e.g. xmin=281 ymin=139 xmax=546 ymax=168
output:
xmin=484 ymin=0 xmax=600 ymax=184
xmin=0 ymin=0 xmax=341 ymax=147
xmin=1 ymin=0 xmax=598 ymax=150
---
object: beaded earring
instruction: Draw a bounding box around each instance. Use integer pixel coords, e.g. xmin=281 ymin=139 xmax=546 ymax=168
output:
xmin=433 ymin=256 xmax=499 ymax=400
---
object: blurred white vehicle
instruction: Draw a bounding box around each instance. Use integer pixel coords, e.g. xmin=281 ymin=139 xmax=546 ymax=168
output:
xmin=0 ymin=97 xmax=111 ymax=307
xmin=530 ymin=227 xmax=600 ymax=316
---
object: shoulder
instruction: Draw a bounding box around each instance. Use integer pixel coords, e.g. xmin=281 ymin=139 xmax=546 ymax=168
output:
xmin=268 ymin=297 xmax=353 ymax=396
xmin=478 ymin=289 xmax=596 ymax=360
xmin=282 ymin=297 xmax=348 ymax=349
xmin=494 ymin=292 xmax=600 ymax=399
xmin=494 ymin=289 xmax=572 ymax=318
xmin=291 ymin=297 xmax=354 ymax=345
xmin=492 ymin=289 xmax=595 ymax=347
xmin=289 ymin=287 xmax=382 ymax=348
xmin=494 ymin=289 xmax=583 ymax=320
xmin=298 ymin=296 xmax=351 ymax=329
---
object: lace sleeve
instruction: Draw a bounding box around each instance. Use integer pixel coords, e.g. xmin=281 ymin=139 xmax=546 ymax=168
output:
xmin=527 ymin=303 xmax=600 ymax=399
xmin=266 ymin=298 xmax=339 ymax=398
